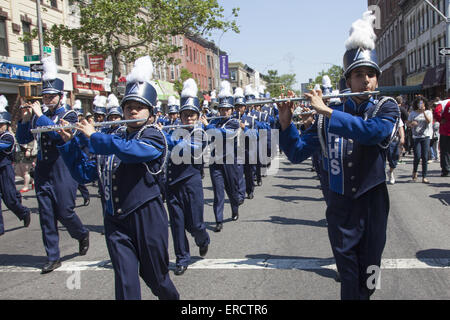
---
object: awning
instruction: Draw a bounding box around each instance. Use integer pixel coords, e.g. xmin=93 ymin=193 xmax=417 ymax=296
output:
xmin=378 ymin=85 xmax=423 ymax=95
xmin=154 ymin=80 xmax=179 ymax=101
xmin=422 ymin=64 xmax=446 ymax=89
xmin=406 ymin=71 xmax=427 ymax=86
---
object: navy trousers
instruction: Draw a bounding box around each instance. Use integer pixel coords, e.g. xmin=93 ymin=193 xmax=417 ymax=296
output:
xmin=244 ymin=164 xmax=255 ymax=195
xmin=167 ymin=174 xmax=210 ymax=267
xmin=0 ymin=165 xmax=30 ymax=234
xmin=104 ymin=197 xmax=179 ymax=300
xmin=35 ymin=161 xmax=88 ymax=261
xmin=326 ymin=183 xmax=389 ymax=300
xmin=209 ymin=163 xmax=241 ymax=223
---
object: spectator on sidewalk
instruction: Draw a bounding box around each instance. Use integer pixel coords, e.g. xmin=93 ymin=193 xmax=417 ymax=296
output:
xmin=407 ymin=97 xmax=433 ymax=183
xmin=15 ymin=140 xmax=36 ymax=193
xmin=433 ymin=98 xmax=450 ymax=177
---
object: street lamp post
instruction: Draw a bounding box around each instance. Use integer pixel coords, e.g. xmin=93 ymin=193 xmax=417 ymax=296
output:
xmin=424 ymin=0 xmax=450 ymax=94
xmin=36 ymin=0 xmax=44 ymax=60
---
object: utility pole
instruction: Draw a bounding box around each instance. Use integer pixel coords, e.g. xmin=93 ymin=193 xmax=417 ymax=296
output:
xmin=36 ymin=0 xmax=44 ymax=60
xmin=424 ymin=0 xmax=450 ymax=94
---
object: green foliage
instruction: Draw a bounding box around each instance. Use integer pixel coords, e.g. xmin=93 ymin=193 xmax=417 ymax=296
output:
xmin=262 ymin=70 xmax=298 ymax=97
xmin=311 ymin=65 xmax=344 ymax=91
xmin=173 ymin=68 xmax=194 ymax=95
xmin=21 ymin=0 xmax=239 ymax=94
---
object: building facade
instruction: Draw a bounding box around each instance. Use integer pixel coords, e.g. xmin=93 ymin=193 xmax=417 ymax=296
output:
xmin=368 ymin=0 xmax=448 ymax=99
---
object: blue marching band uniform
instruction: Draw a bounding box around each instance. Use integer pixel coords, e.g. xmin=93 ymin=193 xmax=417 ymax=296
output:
xmin=278 ymin=12 xmax=400 ymax=300
xmin=5 ymin=12 xmax=398 ymax=300
xmin=0 ymin=97 xmax=31 ymax=235
xmin=16 ymin=56 xmax=90 ymax=273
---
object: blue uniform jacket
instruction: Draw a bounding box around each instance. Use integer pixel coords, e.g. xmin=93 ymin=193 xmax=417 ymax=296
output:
xmin=16 ymin=106 xmax=79 ymax=181
xmin=280 ymin=97 xmax=400 ymax=199
xmin=0 ymin=131 xmax=15 ymax=168
xmin=57 ymin=126 xmax=166 ymax=217
xmin=163 ymin=125 xmax=207 ymax=186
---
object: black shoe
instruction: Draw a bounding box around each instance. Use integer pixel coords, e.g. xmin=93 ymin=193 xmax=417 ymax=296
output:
xmin=41 ymin=260 xmax=61 ymax=274
xmin=199 ymin=244 xmax=208 ymax=257
xmin=441 ymin=172 xmax=449 ymax=177
xmin=232 ymin=211 xmax=239 ymax=221
xmin=174 ymin=265 xmax=187 ymax=276
xmin=23 ymin=212 xmax=31 ymax=228
xmin=214 ymin=223 xmax=223 ymax=232
xmin=0 ymin=231 xmax=4 ymax=236
xmin=79 ymin=232 xmax=89 ymax=256
xmin=257 ymin=180 xmax=262 ymax=186
xmin=247 ymin=192 xmax=254 ymax=199
xmin=335 ymin=271 xmax=341 ymax=282
xmin=83 ymin=198 xmax=90 ymax=206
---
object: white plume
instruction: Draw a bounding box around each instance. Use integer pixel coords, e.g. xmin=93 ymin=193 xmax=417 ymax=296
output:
xmin=156 ymin=101 xmax=162 ymax=108
xmin=345 ymin=11 xmax=377 ymax=50
xmin=0 ymin=95 xmax=8 ymax=112
xmin=126 ymin=56 xmax=154 ymax=83
xmin=322 ymin=75 xmax=332 ymax=87
xmin=176 ymin=99 xmax=180 ymax=106
xmin=234 ymin=87 xmax=244 ymax=98
xmin=244 ymin=85 xmax=255 ymax=96
xmin=218 ymin=80 xmax=232 ymax=98
xmin=73 ymin=100 xmax=82 ymax=110
xmin=181 ymin=78 xmax=198 ymax=98
xmin=168 ymin=95 xmax=177 ymax=106
xmin=106 ymin=94 xmax=119 ymax=109
xmin=93 ymin=95 xmax=107 ymax=107
xmin=42 ymin=55 xmax=58 ymax=81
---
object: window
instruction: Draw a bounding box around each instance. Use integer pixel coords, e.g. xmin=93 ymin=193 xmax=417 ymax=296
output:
xmin=50 ymin=0 xmax=58 ymax=8
xmin=207 ymin=55 xmax=211 ymax=68
xmin=230 ymin=70 xmax=237 ymax=81
xmin=22 ymin=22 xmax=32 ymax=56
xmin=185 ymin=45 xmax=188 ymax=60
xmin=0 ymin=19 xmax=8 ymax=56
xmin=170 ymin=65 xmax=175 ymax=80
xmin=55 ymin=45 xmax=62 ymax=66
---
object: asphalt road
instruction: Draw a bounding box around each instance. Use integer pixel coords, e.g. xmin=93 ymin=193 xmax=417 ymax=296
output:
xmin=0 ymin=153 xmax=449 ymax=300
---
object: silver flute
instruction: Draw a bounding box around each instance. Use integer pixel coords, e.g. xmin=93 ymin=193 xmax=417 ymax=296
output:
xmin=245 ymin=91 xmax=380 ymax=106
xmin=30 ymin=118 xmax=148 ymax=134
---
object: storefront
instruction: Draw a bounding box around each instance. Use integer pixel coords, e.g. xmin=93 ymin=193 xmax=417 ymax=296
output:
xmin=422 ymin=64 xmax=446 ymax=99
xmin=72 ymin=73 xmax=111 ymax=114
xmin=0 ymin=61 xmax=42 ymax=108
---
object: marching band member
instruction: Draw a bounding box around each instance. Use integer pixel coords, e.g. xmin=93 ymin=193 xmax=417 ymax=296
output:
xmin=162 ymin=78 xmax=210 ymax=276
xmin=16 ymin=55 xmax=89 ymax=274
xmin=206 ymin=81 xmax=244 ymax=232
xmin=277 ymin=12 xmax=400 ymax=300
xmin=234 ymin=87 xmax=258 ymax=200
xmin=92 ymin=95 xmax=107 ymax=123
xmin=105 ymin=94 xmax=124 ymax=134
xmin=56 ymin=56 xmax=179 ymax=300
xmin=0 ymin=96 xmax=31 ymax=236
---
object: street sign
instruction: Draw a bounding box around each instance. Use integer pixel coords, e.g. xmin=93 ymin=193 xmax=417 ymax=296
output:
xmin=30 ymin=63 xmax=44 ymax=72
xmin=438 ymin=47 xmax=450 ymax=56
xmin=24 ymin=55 xmax=40 ymax=62
xmin=43 ymin=46 xmax=51 ymax=54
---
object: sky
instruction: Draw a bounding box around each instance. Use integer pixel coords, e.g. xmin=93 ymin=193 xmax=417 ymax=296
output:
xmin=212 ymin=0 xmax=369 ymax=90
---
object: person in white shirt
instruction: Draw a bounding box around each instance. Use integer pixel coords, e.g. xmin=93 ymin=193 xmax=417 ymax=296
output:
xmin=407 ymin=97 xmax=433 ymax=183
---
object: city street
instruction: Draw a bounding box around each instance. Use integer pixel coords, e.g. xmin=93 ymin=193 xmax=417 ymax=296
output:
xmin=0 ymin=154 xmax=449 ymax=300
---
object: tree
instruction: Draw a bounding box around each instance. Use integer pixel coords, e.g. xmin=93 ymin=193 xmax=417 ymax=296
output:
xmin=262 ymin=70 xmax=298 ymax=97
xmin=173 ymin=68 xmax=194 ymax=96
xmin=312 ymin=65 xmax=344 ymax=92
xmin=23 ymin=0 xmax=239 ymax=95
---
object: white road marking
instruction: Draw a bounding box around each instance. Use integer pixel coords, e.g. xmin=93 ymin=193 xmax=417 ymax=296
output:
xmin=0 ymin=258 xmax=449 ymax=273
